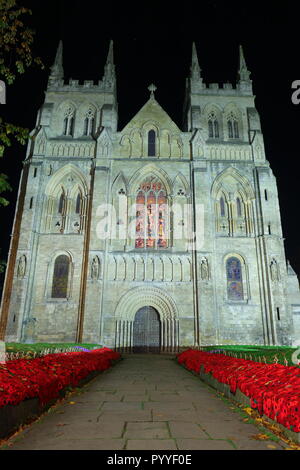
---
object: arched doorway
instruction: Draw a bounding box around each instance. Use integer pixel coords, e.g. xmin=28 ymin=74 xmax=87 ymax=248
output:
xmin=133 ymin=306 xmax=161 ymax=353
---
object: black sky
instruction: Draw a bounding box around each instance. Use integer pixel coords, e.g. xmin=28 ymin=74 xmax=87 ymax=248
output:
xmin=0 ymin=0 xmax=299 ymax=286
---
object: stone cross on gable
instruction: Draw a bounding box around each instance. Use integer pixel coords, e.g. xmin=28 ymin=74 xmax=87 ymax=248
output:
xmin=148 ymin=83 xmax=157 ymax=98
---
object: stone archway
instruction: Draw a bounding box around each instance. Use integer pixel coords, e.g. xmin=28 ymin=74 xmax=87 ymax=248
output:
xmin=114 ymin=286 xmax=179 ymax=353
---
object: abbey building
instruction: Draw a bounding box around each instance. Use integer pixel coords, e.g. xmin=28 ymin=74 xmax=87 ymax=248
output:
xmin=1 ymin=41 xmax=299 ymax=350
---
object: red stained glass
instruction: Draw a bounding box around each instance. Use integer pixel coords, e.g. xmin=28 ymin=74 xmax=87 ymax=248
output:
xmin=146 ymin=191 xmax=156 ymax=247
xmin=135 ymin=191 xmax=145 ymax=248
xmin=157 ymin=191 xmax=167 ymax=248
xmin=135 ymin=183 xmax=168 ymax=249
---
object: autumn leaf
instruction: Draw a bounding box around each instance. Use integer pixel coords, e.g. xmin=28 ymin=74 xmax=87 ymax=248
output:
xmin=251 ymin=433 xmax=270 ymax=440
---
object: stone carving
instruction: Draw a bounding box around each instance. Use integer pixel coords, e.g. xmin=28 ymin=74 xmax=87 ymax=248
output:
xmin=46 ymin=164 xmax=53 ymax=176
xmin=270 ymin=259 xmax=279 ymax=282
xmin=200 ymin=257 xmax=209 ymax=280
xmin=107 ymin=254 xmax=192 ymax=282
xmin=91 ymin=256 xmax=100 ymax=280
xmin=17 ymin=255 xmax=26 ymax=278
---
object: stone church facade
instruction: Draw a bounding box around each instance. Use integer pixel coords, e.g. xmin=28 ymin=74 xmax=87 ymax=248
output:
xmin=1 ymin=41 xmax=300 ymax=350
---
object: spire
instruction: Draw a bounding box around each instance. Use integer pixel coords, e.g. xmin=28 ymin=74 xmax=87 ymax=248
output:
xmin=238 ymin=45 xmax=251 ymax=82
xmin=190 ymin=42 xmax=202 ymax=81
xmin=107 ymin=39 xmax=114 ymax=64
xmin=49 ymin=40 xmax=64 ymax=84
xmin=103 ymin=39 xmax=115 ymax=84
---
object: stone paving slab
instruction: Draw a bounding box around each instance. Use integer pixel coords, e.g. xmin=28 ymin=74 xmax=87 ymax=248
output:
xmin=168 ymin=421 xmax=207 ymax=439
xmin=101 ymin=402 xmax=142 ymax=411
xmin=124 ymin=422 xmax=170 ymax=439
xmin=123 ymin=394 xmax=150 ymax=402
xmin=152 ymin=410 xmax=204 ymax=422
xmin=176 ymin=439 xmax=235 ymax=450
xmin=7 ymin=438 xmax=126 ymax=450
xmin=126 ymin=439 xmax=177 ymax=450
xmin=144 ymin=401 xmax=195 ymax=411
xmin=98 ymin=410 xmax=152 ymax=421
xmin=0 ymin=354 xmax=290 ymax=450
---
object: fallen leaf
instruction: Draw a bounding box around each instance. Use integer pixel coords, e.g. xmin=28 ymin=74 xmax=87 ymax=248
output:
xmin=68 ymin=401 xmax=76 ymax=405
xmin=267 ymin=444 xmax=277 ymax=449
xmin=251 ymin=433 xmax=270 ymax=440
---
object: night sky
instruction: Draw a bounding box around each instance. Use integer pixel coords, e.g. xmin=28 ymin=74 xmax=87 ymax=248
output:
xmin=0 ymin=1 xmax=299 ymax=291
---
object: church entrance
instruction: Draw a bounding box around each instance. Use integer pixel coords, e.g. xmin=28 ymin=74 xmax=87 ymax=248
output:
xmin=132 ymin=306 xmax=161 ymax=353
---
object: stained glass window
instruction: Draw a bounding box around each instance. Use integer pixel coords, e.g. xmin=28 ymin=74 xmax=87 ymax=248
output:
xmin=135 ymin=179 xmax=168 ymax=249
xmin=135 ymin=191 xmax=145 ymax=248
xmin=226 ymin=257 xmax=244 ymax=300
xmin=51 ymin=255 xmax=70 ymax=298
xmin=157 ymin=191 xmax=167 ymax=248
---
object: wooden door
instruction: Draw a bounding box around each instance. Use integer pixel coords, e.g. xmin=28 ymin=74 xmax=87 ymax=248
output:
xmin=133 ymin=306 xmax=161 ymax=353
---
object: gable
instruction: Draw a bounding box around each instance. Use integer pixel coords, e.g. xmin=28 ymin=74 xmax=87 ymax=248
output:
xmin=121 ymin=98 xmax=181 ymax=134
xmin=115 ymin=98 xmax=187 ymax=159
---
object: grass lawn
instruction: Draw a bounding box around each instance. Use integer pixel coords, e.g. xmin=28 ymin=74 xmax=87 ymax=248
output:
xmin=200 ymin=344 xmax=299 ymax=366
xmin=4 ymin=342 xmax=102 ymax=357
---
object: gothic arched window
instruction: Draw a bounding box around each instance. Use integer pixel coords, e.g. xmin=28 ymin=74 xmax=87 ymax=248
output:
xmin=51 ymin=255 xmax=70 ymax=298
xmin=220 ymin=196 xmax=226 ymax=217
xmin=148 ymin=130 xmax=156 ymax=157
xmin=208 ymin=111 xmax=219 ymax=138
xmin=234 ymin=121 xmax=239 ymax=138
xmin=236 ymin=197 xmax=242 ymax=217
xmin=58 ymin=191 xmax=66 ymax=214
xmin=226 ymin=257 xmax=244 ymax=300
xmin=135 ymin=178 xmax=168 ymax=249
xmin=227 ymin=112 xmax=239 ymax=139
xmin=75 ymin=192 xmax=82 ymax=214
xmin=83 ymin=107 xmax=95 ymax=136
xmin=62 ymin=106 xmax=75 ymax=136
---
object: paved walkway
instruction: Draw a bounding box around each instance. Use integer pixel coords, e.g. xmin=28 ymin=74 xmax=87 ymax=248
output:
xmin=1 ymin=354 xmax=288 ymax=450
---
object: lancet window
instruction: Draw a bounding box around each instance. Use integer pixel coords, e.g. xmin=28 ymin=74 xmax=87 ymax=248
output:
xmin=148 ymin=130 xmax=156 ymax=157
xmin=208 ymin=111 xmax=219 ymax=138
xmin=83 ymin=107 xmax=95 ymax=136
xmin=226 ymin=256 xmax=244 ymax=300
xmin=135 ymin=178 xmax=168 ymax=249
xmin=51 ymin=255 xmax=70 ymax=298
xmin=62 ymin=106 xmax=75 ymax=136
xmin=227 ymin=112 xmax=239 ymax=139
